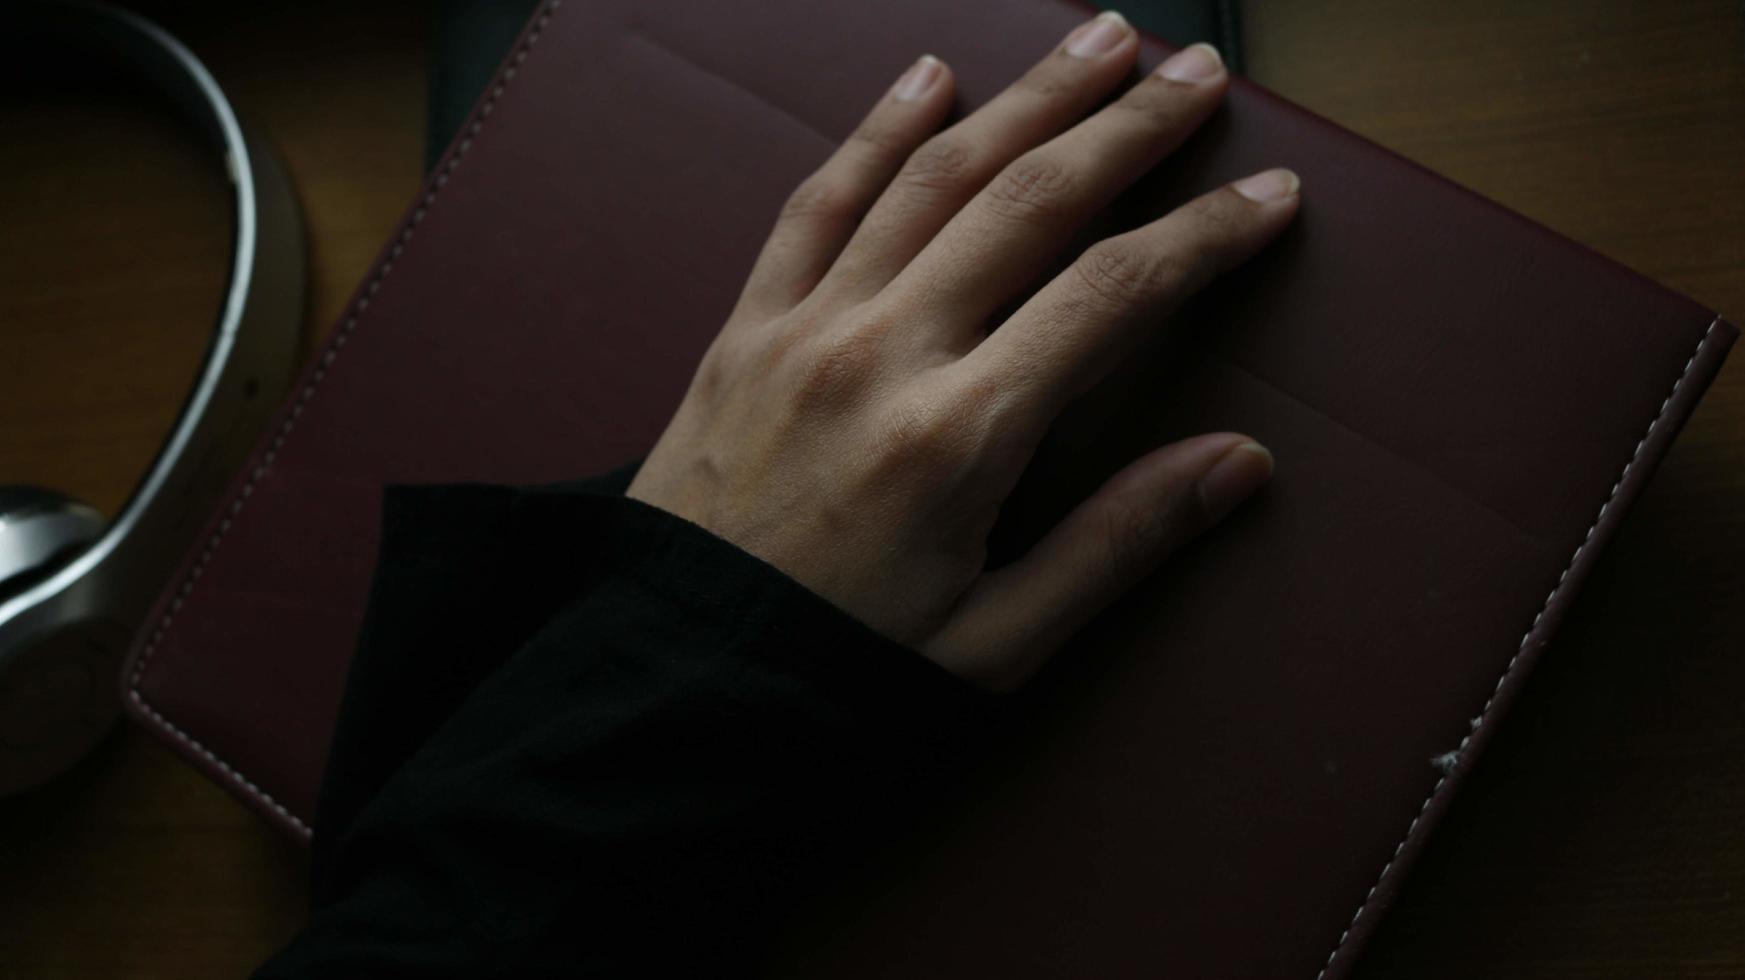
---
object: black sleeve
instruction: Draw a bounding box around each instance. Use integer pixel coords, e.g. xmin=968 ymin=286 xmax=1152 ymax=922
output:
xmin=255 ymin=463 xmax=1001 ymax=979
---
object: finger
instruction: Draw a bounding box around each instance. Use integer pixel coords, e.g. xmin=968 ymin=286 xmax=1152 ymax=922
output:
xmin=924 ymin=433 xmax=1274 ymax=691
xmin=735 ymin=54 xmax=955 ymax=317
xmin=815 ymin=11 xmax=1139 ymax=302
xmin=892 ymin=43 xmax=1229 ymax=336
xmin=967 ymin=168 xmax=1301 ymax=423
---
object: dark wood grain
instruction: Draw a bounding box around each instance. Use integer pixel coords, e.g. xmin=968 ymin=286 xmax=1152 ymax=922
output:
xmin=0 ymin=1 xmax=1739 ymax=976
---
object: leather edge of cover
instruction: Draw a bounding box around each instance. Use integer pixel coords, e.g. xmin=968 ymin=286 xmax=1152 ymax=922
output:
xmin=116 ymin=0 xmax=573 ymax=845
xmin=1316 ymin=315 xmax=1738 ymax=980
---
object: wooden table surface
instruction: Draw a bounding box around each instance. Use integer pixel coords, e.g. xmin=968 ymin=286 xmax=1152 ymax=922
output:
xmin=2 ymin=1 xmax=1740 ymax=976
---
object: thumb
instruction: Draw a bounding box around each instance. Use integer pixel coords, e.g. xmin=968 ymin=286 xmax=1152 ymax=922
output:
xmin=923 ymin=433 xmax=1273 ymax=691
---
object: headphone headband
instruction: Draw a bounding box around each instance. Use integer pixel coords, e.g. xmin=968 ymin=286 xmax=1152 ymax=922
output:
xmin=0 ymin=2 xmax=305 ymax=790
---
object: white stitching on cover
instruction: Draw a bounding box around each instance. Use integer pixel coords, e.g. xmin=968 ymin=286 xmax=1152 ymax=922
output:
xmin=125 ymin=0 xmax=567 ymax=842
xmin=1315 ymin=315 xmax=1723 ymax=979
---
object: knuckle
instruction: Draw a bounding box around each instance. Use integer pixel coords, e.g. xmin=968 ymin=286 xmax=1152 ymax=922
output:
xmin=779 ymin=177 xmax=853 ymax=224
xmin=876 ymin=395 xmax=971 ymax=469
xmin=759 ymin=316 xmax=809 ymax=364
xmin=1071 ymin=240 xmax=1159 ymax=310
xmin=692 ymin=344 xmax=733 ymax=399
xmin=982 ymin=155 xmax=1076 ymax=223
xmin=1132 ymin=66 xmax=1218 ymax=104
xmin=1187 ymin=191 xmax=1248 ymax=240
xmin=1019 ymin=63 xmax=1079 ymax=99
xmin=847 ymin=117 xmax=909 ymax=156
xmin=788 ymin=328 xmax=882 ymax=409
xmin=897 ymin=136 xmax=978 ymax=194
xmin=945 ymin=372 xmax=1006 ymax=425
xmin=1115 ymin=82 xmax=1188 ymax=122
xmin=1099 ymin=497 xmax=1169 ymax=576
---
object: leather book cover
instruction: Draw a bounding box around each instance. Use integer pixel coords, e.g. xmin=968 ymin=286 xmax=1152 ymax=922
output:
xmin=120 ymin=0 xmax=1736 ymax=976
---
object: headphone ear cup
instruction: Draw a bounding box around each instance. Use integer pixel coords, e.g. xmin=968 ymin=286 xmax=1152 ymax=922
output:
xmin=0 ymin=486 xmax=105 ymax=597
xmin=0 ymin=619 xmax=127 ymax=793
xmin=0 ymin=487 xmax=114 ymax=793
xmin=0 ymin=484 xmax=98 ymax=514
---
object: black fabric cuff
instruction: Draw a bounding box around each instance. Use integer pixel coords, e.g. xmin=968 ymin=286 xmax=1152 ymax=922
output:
xmin=510 ymin=485 xmax=1005 ymax=752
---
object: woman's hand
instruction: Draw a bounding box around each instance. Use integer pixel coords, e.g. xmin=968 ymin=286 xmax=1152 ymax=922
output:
xmin=626 ymin=12 xmax=1297 ymax=692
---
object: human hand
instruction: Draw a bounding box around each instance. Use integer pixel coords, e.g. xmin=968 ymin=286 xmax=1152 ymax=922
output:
xmin=626 ymin=12 xmax=1298 ymax=692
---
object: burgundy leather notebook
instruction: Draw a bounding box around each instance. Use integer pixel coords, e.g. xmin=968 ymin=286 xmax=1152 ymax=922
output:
xmin=120 ymin=0 xmax=1735 ymax=976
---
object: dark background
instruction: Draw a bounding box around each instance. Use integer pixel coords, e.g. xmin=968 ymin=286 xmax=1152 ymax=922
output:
xmin=1 ymin=1 xmax=1741 ymax=976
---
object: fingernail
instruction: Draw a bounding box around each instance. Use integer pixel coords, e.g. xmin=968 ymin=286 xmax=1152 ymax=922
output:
xmin=1156 ymin=42 xmax=1223 ymax=83
xmin=893 ymin=54 xmax=944 ymax=102
xmin=1198 ymin=441 xmax=1274 ymax=521
xmin=1064 ymin=11 xmax=1130 ymax=58
xmin=1232 ymin=168 xmax=1301 ymax=203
